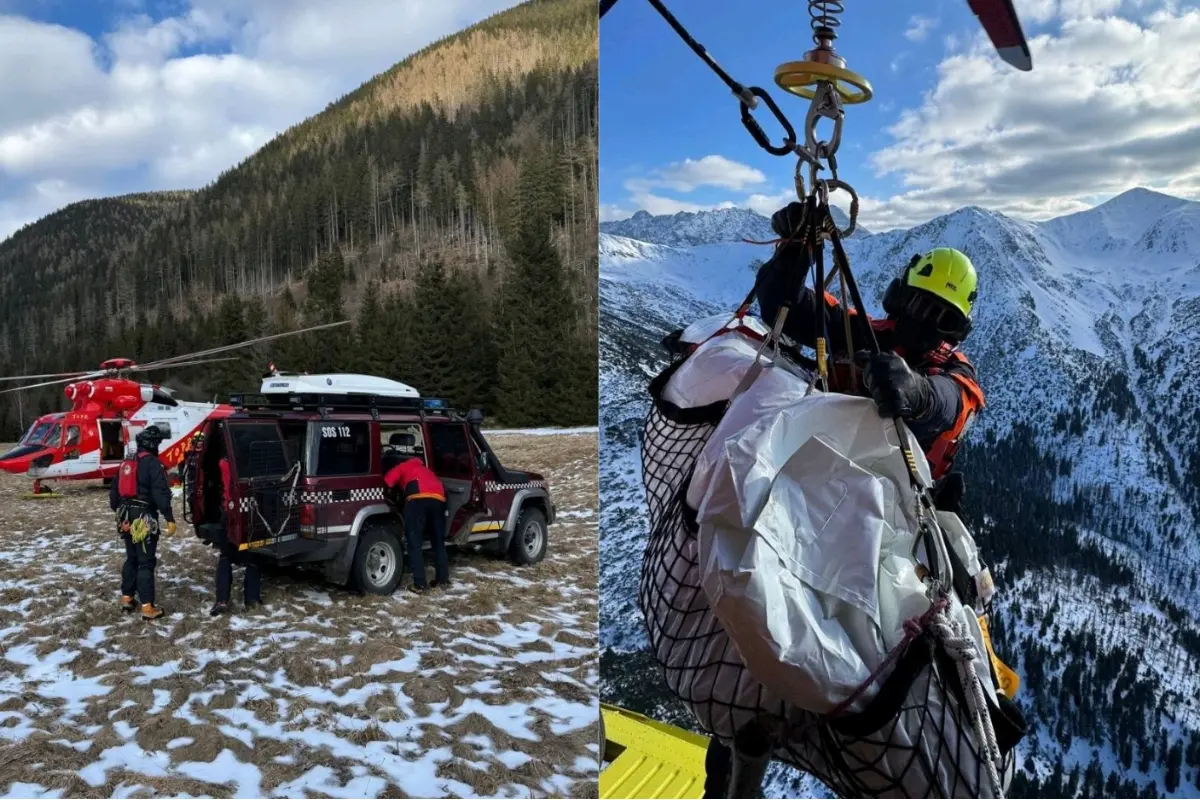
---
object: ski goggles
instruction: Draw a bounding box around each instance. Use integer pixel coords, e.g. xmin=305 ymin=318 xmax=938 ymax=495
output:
xmin=899 ymin=288 xmax=972 ymax=341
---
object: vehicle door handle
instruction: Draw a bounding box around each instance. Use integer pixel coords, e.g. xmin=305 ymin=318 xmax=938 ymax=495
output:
xmin=332 ymin=489 xmax=350 ymax=501
xmin=448 ymin=487 xmax=466 ymax=494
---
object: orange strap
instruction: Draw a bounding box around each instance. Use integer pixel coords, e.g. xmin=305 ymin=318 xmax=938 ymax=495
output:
xmin=926 ymin=376 xmax=985 ymax=479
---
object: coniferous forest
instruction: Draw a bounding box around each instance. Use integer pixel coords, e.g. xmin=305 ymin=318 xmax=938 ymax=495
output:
xmin=0 ymin=0 xmax=598 ymax=437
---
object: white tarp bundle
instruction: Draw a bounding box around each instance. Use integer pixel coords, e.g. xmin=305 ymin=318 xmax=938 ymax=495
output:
xmin=640 ymin=315 xmax=1014 ymax=797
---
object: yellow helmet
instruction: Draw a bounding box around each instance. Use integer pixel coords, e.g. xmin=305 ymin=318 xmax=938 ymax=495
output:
xmin=883 ymin=248 xmax=978 ymax=341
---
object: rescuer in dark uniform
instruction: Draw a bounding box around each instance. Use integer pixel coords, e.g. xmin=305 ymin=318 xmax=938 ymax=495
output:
xmin=209 ymin=454 xmax=263 ymax=616
xmin=755 ymin=201 xmax=985 ymax=490
xmin=384 ymin=455 xmax=449 ymax=594
xmin=109 ymin=425 xmax=176 ymax=620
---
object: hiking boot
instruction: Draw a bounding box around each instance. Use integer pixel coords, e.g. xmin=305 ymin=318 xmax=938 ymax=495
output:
xmin=120 ymin=595 xmax=137 ymax=612
xmin=244 ymin=599 xmax=263 ymax=611
xmin=209 ymin=601 xmax=229 ymax=617
xmin=429 ymin=579 xmax=450 ymax=590
xmin=141 ymin=603 xmax=165 ymax=620
xmin=407 ymin=584 xmax=427 ymax=595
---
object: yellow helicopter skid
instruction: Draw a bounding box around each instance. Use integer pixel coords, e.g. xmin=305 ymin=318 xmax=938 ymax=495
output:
xmin=774 ymin=59 xmax=873 ymax=104
xmin=600 ymin=703 xmax=708 ymax=799
xmin=19 ymin=491 xmax=63 ymax=500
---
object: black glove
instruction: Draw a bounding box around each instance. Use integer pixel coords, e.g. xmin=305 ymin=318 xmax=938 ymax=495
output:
xmin=856 ymin=351 xmax=933 ymax=419
xmin=771 ymin=201 xmax=807 ymax=241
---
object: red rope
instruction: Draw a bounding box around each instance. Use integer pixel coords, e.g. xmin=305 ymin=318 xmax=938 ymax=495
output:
xmin=820 ymin=594 xmax=951 ymax=721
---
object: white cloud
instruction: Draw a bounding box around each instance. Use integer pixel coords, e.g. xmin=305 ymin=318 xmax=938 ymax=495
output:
xmin=859 ymin=2 xmax=1200 ymax=229
xmin=0 ymin=178 xmax=97 ymax=242
xmin=600 ymin=203 xmax=634 ymax=223
xmin=626 ymin=191 xmax=738 ymax=216
xmin=0 ymin=0 xmax=520 ymax=241
xmin=743 ymin=190 xmax=797 ymax=217
xmin=624 ymin=154 xmax=767 ymax=194
xmin=905 ymin=15 xmax=938 ymax=41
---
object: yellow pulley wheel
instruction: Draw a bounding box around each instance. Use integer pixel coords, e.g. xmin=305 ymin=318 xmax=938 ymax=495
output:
xmin=774 ymin=59 xmax=873 ymax=104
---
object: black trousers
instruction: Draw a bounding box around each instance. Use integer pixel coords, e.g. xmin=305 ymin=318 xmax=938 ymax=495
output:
xmin=403 ymin=498 xmax=448 ymax=589
xmin=121 ymin=532 xmax=159 ymax=605
xmin=215 ymin=540 xmax=262 ymax=604
xmin=703 ymin=738 xmax=733 ymax=798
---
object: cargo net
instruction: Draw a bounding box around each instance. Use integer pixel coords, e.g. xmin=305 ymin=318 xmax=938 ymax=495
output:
xmin=243 ymin=481 xmax=302 ymax=544
xmin=242 ymin=440 xmax=304 ymax=546
xmin=636 ymin=361 xmax=1015 ymax=798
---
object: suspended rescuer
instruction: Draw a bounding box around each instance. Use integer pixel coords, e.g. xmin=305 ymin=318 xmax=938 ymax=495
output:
xmin=701 ymin=208 xmax=988 ymax=797
xmin=383 ymin=454 xmax=450 ymax=594
xmin=109 ymin=425 xmax=176 ymax=620
xmin=756 ymin=201 xmax=986 ymax=507
xmin=210 ymin=451 xmax=262 ymax=616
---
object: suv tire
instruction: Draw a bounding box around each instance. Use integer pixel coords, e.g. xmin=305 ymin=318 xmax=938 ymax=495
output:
xmin=353 ymin=523 xmax=404 ymax=595
xmin=509 ymin=506 xmax=548 ymax=566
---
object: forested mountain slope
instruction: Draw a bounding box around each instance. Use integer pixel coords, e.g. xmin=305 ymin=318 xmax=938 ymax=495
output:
xmin=0 ymin=0 xmax=598 ymax=435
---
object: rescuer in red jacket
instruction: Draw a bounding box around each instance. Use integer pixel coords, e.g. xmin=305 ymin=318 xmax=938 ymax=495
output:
xmin=209 ymin=454 xmax=262 ymax=616
xmin=384 ymin=455 xmax=449 ymax=593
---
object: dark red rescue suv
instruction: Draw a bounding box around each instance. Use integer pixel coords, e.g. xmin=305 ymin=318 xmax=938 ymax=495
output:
xmin=181 ymin=388 xmax=555 ymax=594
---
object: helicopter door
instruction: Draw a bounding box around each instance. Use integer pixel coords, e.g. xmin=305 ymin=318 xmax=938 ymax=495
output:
xmin=98 ymin=420 xmax=124 ymax=462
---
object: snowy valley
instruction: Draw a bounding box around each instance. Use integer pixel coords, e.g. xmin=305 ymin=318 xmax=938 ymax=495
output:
xmin=598 ymin=188 xmax=1200 ymax=798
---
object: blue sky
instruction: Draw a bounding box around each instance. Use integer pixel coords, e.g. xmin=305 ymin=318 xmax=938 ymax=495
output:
xmin=0 ymin=0 xmax=518 ymax=241
xmin=599 ymin=0 xmax=1200 ymax=230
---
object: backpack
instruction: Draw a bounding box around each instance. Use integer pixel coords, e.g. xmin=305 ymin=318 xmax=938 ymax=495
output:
xmin=116 ymin=452 xmax=152 ymax=500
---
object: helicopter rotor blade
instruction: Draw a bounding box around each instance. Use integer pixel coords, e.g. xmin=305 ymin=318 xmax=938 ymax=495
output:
xmin=129 ymin=356 xmax=241 ymax=373
xmin=0 ymin=322 xmax=350 ymax=396
xmin=0 ymin=356 xmax=243 ymax=395
xmin=137 ymin=320 xmax=351 ymax=370
xmin=0 ymin=370 xmax=107 ymax=395
xmin=967 ymin=0 xmax=1033 ymax=71
xmin=0 ymin=370 xmax=94 ymax=383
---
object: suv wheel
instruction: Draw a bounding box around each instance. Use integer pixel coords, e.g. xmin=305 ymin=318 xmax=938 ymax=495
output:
xmin=353 ymin=524 xmax=403 ymax=595
xmin=509 ymin=506 xmax=548 ymax=566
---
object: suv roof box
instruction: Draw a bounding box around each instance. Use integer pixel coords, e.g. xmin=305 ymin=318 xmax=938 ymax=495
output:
xmin=260 ymin=374 xmax=419 ymax=398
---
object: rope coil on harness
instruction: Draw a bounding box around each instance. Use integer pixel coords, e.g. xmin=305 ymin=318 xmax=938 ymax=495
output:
xmin=930 ymin=612 xmax=1006 ymax=796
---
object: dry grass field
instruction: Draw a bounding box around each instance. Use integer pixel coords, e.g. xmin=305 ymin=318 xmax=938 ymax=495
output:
xmin=0 ymin=431 xmax=598 ymax=798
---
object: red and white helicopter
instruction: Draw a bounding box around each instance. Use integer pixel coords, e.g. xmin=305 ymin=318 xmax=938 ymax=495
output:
xmin=0 ymin=322 xmax=348 ymax=497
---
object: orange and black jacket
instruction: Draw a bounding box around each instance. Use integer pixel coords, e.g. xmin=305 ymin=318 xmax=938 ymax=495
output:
xmin=384 ymin=459 xmax=446 ymax=502
xmin=756 ymin=277 xmax=985 ymax=480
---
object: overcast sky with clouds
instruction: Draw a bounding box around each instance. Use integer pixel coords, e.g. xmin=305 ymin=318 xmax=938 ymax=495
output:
xmin=0 ymin=0 xmax=521 ymax=242
xmin=599 ymin=0 xmax=1200 ymax=231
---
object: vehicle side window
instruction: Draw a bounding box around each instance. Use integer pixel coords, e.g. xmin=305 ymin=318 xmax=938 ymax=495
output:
xmin=428 ymin=423 xmax=474 ymax=480
xmin=65 ymin=426 xmax=80 ymax=447
xmin=43 ymin=425 xmax=61 ymax=448
xmin=152 ymin=421 xmax=173 ymax=439
xmin=380 ymin=423 xmax=424 ymax=474
xmin=312 ymin=422 xmax=372 ymax=476
xmin=228 ymin=423 xmax=290 ymax=478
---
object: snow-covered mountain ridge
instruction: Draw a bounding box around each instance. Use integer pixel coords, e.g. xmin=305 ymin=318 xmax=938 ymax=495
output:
xmin=599 ymin=187 xmax=1200 ymax=798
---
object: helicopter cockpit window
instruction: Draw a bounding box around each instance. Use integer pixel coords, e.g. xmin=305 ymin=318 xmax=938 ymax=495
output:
xmin=41 ymin=424 xmax=62 ymax=448
xmin=65 ymin=426 xmax=80 ymax=447
xmin=20 ymin=421 xmax=52 ymax=446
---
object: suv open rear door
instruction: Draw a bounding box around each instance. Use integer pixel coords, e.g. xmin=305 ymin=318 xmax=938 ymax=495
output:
xmin=224 ymin=419 xmax=297 ymax=552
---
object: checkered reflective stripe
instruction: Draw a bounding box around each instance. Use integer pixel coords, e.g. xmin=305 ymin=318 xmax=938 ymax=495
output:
xmin=292 ymin=487 xmax=387 ymax=504
xmin=242 ymin=487 xmax=387 ymax=507
xmin=484 ymin=480 xmax=547 ymax=492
